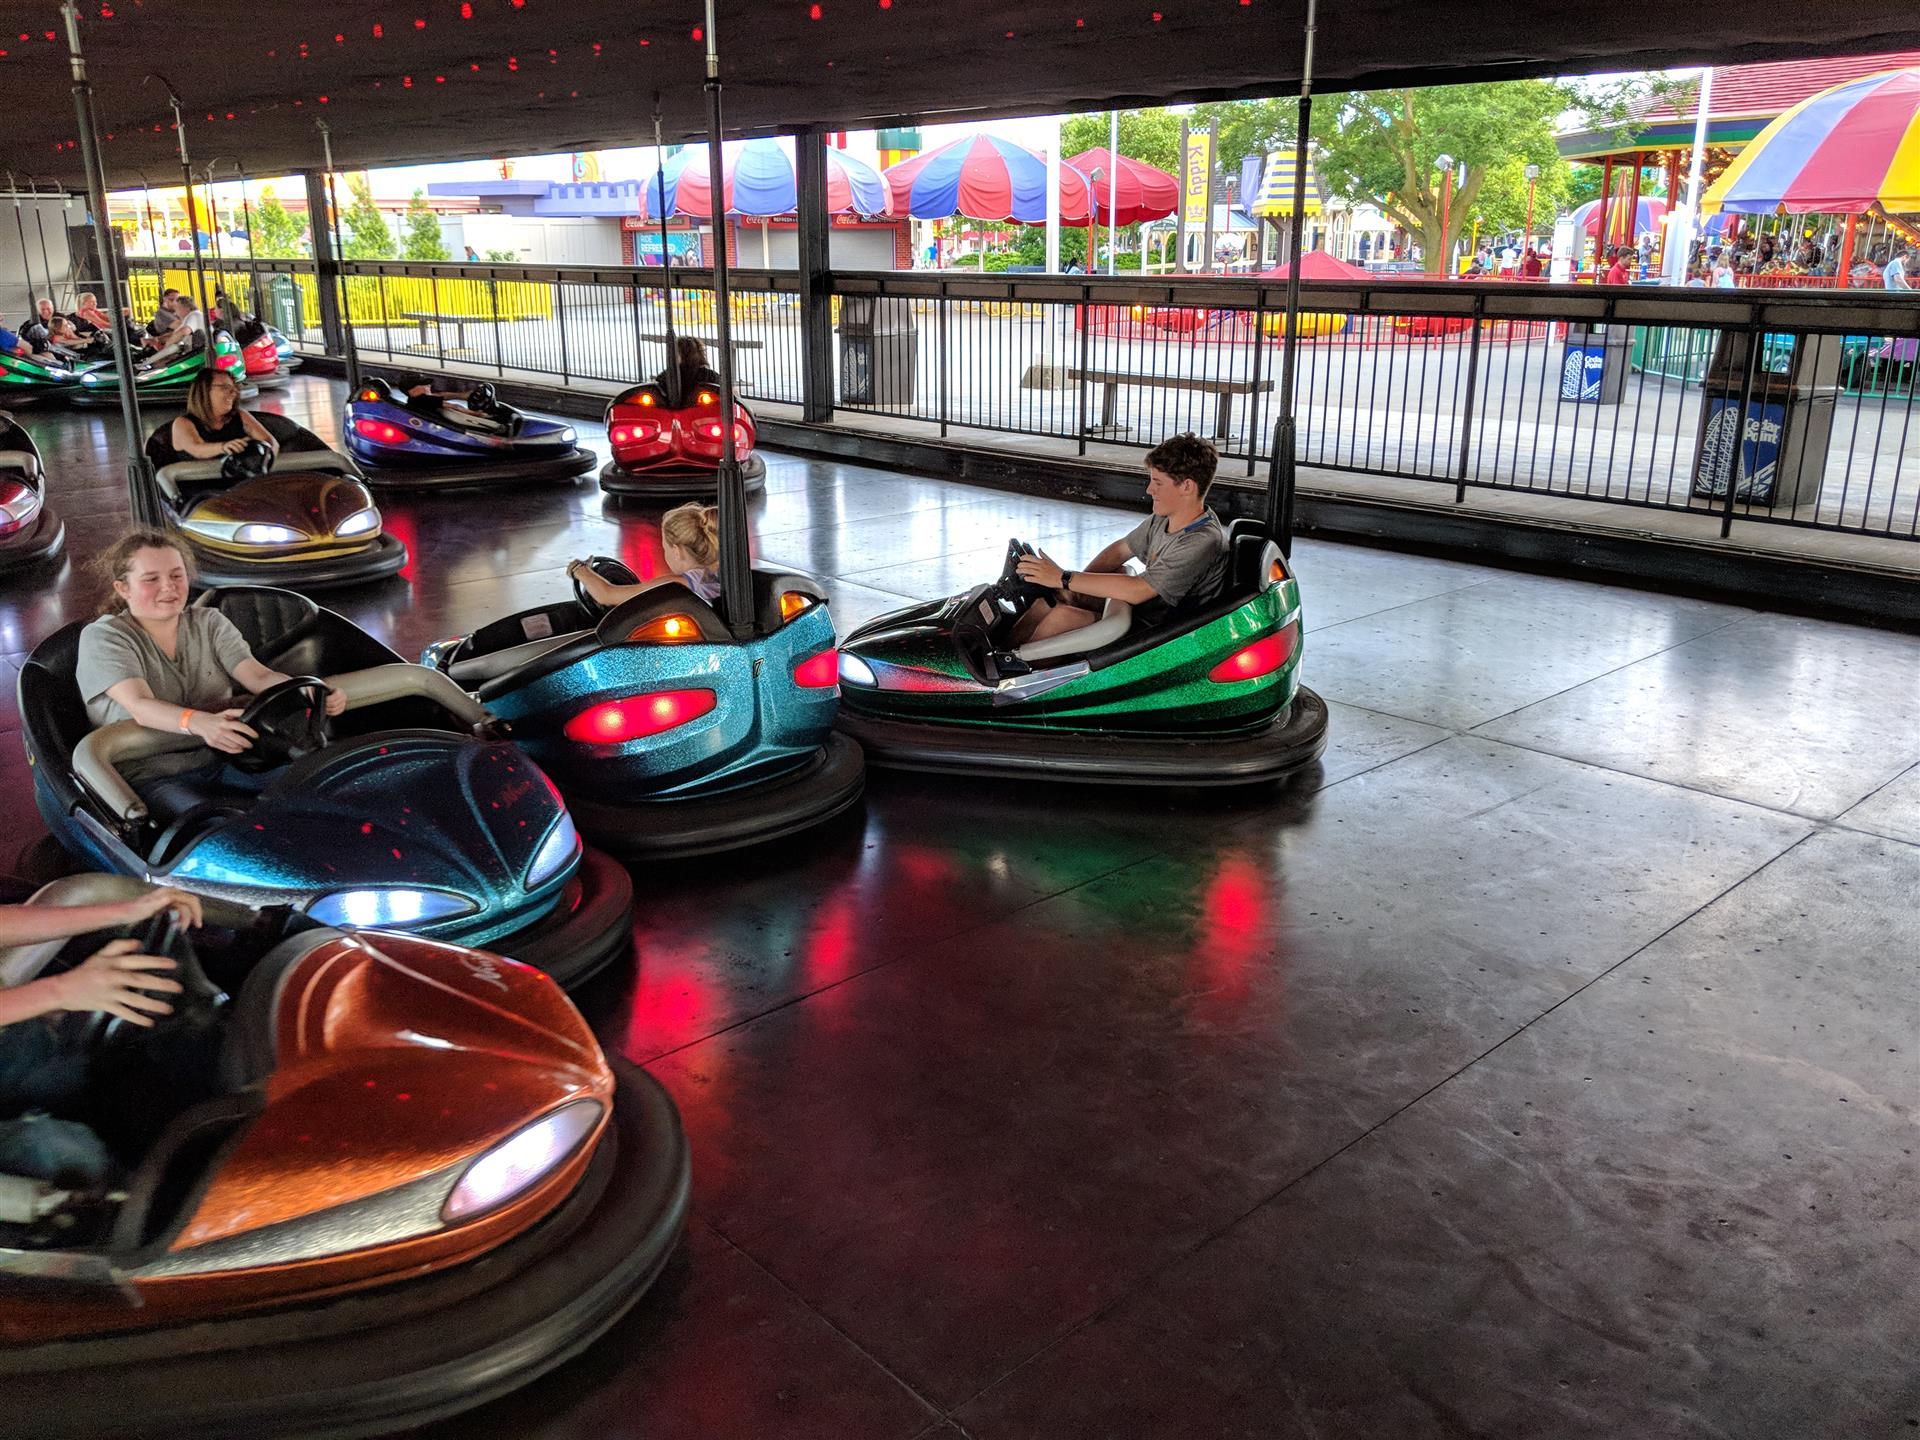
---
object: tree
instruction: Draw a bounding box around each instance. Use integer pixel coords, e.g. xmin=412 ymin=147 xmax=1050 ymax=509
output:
xmin=248 ymin=186 xmax=306 ymax=258
xmin=1190 ymin=97 xmax=1298 ymax=178
xmin=1060 ymin=108 xmax=1182 ymax=174
xmin=339 ymin=176 xmax=395 ymax=260
xmin=1313 ymin=80 xmax=1573 ymax=272
xmin=401 ymin=189 xmax=449 ymax=261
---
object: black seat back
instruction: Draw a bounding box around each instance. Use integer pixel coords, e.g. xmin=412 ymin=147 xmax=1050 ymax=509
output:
xmin=1224 ymin=517 xmax=1270 ymax=598
xmin=18 ymin=619 xmax=92 ymax=816
xmin=192 ymin=587 xmax=406 ymax=677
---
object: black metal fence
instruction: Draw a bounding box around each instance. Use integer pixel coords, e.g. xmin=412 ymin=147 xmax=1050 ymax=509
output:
xmin=124 ymin=256 xmax=1920 ymax=543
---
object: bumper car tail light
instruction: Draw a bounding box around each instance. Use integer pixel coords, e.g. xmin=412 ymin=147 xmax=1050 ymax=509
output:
xmin=356 ymin=386 xmax=383 ymax=401
xmin=838 ymin=653 xmax=877 ymax=688
xmin=307 ymin=888 xmax=474 ymax=928
xmin=1269 ymin=557 xmax=1290 ymax=583
xmin=564 ymin=689 xmax=717 ymax=745
xmin=235 ymin=522 xmax=302 ymax=545
xmin=792 ymin=649 xmax=839 ymax=689
xmin=526 ymin=812 xmax=579 ymax=889
xmin=0 ymin=479 xmax=39 ymax=536
xmin=443 ymin=1100 xmax=601 ymax=1223
xmin=696 ymin=390 xmax=716 ymax=406
xmin=637 ymin=390 xmax=657 ymax=406
xmin=777 ymin=591 xmax=811 ymax=622
xmin=1208 ymin=625 xmax=1298 ymax=684
xmin=626 ymin=613 xmax=699 ymax=644
xmin=354 ymin=417 xmax=408 ymax=445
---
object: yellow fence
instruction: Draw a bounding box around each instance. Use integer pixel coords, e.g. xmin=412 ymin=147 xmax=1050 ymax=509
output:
xmin=128 ymin=268 xmax=554 ymax=330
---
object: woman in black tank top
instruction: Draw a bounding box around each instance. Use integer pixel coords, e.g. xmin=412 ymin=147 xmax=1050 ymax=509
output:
xmin=166 ymin=369 xmax=279 ymax=464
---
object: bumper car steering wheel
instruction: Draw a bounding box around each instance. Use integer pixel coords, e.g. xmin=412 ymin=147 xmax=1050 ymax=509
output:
xmin=571 ymin=555 xmax=641 ymax=617
xmin=989 ymin=537 xmax=1055 ymax=609
xmin=219 ymin=438 xmax=276 ymax=483
xmin=233 ymin=676 xmax=333 ymax=773
xmin=64 ymin=907 xmax=228 ymax=1052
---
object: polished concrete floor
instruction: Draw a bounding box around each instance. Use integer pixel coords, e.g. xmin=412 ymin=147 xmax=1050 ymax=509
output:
xmin=5 ymin=377 xmax=1917 ymax=1439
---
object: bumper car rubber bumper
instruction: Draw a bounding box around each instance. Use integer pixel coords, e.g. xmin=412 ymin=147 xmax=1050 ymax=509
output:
xmin=0 ymin=1062 xmax=690 ymax=1440
xmin=13 ymin=843 xmax=631 ymax=993
xmin=598 ymin=451 xmax=767 ymax=502
xmin=563 ymin=733 xmax=866 ymax=859
xmin=70 ymin=381 xmax=259 ymax=409
xmin=482 ymin=845 xmax=634 ymax=990
xmin=0 ymin=506 xmax=64 ymax=571
xmin=188 ymin=533 xmax=410 ymax=592
xmin=358 ymin=448 xmax=598 ymax=493
xmin=837 ymin=685 xmax=1330 ymax=786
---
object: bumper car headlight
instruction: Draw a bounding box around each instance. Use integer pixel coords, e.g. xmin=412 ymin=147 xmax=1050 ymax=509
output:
xmin=235 ymin=522 xmax=302 ymax=545
xmin=557 ymin=426 xmax=576 ymax=444
xmin=526 ymin=812 xmax=579 ymax=890
xmin=337 ymin=507 xmax=379 ymax=537
xmin=443 ymin=1099 xmax=602 ymax=1222
xmin=307 ymin=888 xmax=476 ymax=928
xmin=0 ymin=480 xmax=41 ymax=535
xmin=78 ymin=372 xmax=100 ymax=386
xmin=838 ymin=653 xmax=877 ymax=688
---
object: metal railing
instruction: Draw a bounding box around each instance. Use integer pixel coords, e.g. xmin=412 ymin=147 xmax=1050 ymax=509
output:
xmin=122 ymin=257 xmax=1920 ymax=543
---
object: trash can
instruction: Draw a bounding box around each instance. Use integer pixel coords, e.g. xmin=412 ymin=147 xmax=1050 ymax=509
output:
xmin=1690 ymin=331 xmax=1841 ymax=509
xmin=264 ymin=273 xmax=303 ymax=337
xmin=838 ymin=296 xmax=918 ymax=405
xmin=1559 ymin=321 xmax=1629 ymax=403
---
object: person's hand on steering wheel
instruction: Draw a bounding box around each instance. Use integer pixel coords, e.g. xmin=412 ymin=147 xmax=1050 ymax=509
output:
xmin=52 ymin=939 xmax=181 ymax=1026
xmin=568 ymin=558 xmax=619 ymax=611
xmin=323 ymin=685 xmax=348 ymax=718
xmin=107 ymin=886 xmax=205 ymax=931
xmin=220 ymin=438 xmax=249 ymax=455
xmin=188 ymin=707 xmax=257 ymax=754
xmin=1015 ymin=550 xmax=1068 ymax=591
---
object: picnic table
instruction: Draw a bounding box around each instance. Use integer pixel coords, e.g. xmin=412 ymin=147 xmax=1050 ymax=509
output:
xmin=1068 ymin=367 xmax=1274 ymax=442
xmin=401 ymin=311 xmax=492 ymax=359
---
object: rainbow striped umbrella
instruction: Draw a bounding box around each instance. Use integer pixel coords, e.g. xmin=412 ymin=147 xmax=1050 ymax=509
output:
xmin=1570 ymin=196 xmax=1668 ymax=240
xmin=1705 ymin=66 xmax=1920 ymax=215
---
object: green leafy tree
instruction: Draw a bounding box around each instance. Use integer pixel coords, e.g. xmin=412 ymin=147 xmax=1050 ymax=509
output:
xmin=339 ymin=176 xmax=395 ymax=260
xmin=401 ymin=189 xmax=449 ymax=261
xmin=1060 ymin=108 xmax=1182 ymax=174
xmin=248 ymin=186 xmax=306 ymax=258
xmin=1313 ymin=80 xmax=1573 ymax=272
xmin=1190 ymin=97 xmax=1299 ymax=178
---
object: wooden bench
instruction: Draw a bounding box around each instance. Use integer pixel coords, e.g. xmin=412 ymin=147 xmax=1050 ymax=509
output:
xmin=1068 ymin=368 xmax=1274 ymax=442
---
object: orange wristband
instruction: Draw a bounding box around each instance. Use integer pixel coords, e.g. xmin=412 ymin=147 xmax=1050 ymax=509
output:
xmin=178 ymin=708 xmax=195 ymax=732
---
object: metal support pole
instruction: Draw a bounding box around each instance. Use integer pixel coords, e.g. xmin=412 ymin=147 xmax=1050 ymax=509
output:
xmin=62 ymin=3 xmax=155 ymax=527
xmin=1269 ymin=0 xmax=1317 ymax=545
xmin=652 ymin=99 xmax=682 ymax=408
xmin=793 ymin=129 xmax=834 ymax=423
xmin=146 ymin=75 xmax=209 ymax=312
xmin=1174 ymin=119 xmax=1189 ymax=276
xmin=303 ymin=168 xmax=345 ymax=357
xmin=703 ymin=0 xmax=754 ymax=639
xmin=6 ymin=176 xmax=38 ymax=320
xmin=28 ymin=180 xmax=61 ymax=310
xmin=1454 ymin=292 xmax=1485 ymax=503
xmin=315 ymin=125 xmax=361 ymax=390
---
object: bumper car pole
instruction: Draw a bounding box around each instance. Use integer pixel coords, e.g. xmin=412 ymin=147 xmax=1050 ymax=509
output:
xmin=653 ymin=100 xmax=684 ymax=411
xmin=1266 ymin=0 xmax=1316 ymax=559
xmin=60 ymin=3 xmax=160 ymax=528
xmin=316 ymin=121 xmax=364 ymax=393
xmin=145 ymin=75 xmax=211 ymax=322
xmin=702 ymin=0 xmax=755 ymax=640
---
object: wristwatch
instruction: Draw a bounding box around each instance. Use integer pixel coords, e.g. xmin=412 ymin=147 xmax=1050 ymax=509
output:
xmin=1060 ymin=570 xmax=1073 ymax=591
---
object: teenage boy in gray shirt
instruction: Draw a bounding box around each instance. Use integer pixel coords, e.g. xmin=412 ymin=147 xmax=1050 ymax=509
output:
xmin=1012 ymin=433 xmax=1228 ymax=645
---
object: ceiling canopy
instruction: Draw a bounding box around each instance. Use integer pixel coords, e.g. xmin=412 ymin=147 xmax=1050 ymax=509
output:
xmin=11 ymin=1 xmax=1920 ymax=185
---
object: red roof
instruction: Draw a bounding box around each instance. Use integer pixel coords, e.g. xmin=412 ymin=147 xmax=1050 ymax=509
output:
xmin=1642 ymin=52 xmax=1920 ymax=121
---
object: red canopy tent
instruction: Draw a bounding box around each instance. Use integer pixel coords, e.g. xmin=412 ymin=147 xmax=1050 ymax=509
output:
xmin=1259 ymin=251 xmax=1372 ymax=281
